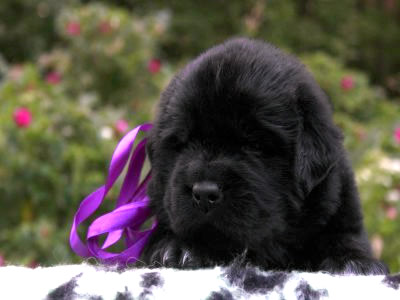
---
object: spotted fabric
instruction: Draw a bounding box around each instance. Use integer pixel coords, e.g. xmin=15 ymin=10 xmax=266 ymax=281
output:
xmin=1 ymin=263 xmax=399 ymax=299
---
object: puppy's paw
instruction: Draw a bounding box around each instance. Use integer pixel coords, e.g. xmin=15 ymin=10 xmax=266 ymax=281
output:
xmin=319 ymin=257 xmax=389 ymax=275
xmin=149 ymin=239 xmax=202 ymax=269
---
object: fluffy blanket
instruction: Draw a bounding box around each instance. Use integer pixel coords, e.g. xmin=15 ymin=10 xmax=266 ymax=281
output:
xmin=1 ymin=263 xmax=400 ymax=300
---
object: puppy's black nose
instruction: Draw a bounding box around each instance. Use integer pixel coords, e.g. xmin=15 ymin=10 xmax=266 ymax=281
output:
xmin=192 ymin=181 xmax=222 ymax=213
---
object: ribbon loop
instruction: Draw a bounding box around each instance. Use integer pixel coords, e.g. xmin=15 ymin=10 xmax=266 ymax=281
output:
xmin=69 ymin=123 xmax=157 ymax=264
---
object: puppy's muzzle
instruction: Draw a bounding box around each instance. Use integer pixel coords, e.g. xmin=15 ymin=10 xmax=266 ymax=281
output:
xmin=192 ymin=181 xmax=222 ymax=214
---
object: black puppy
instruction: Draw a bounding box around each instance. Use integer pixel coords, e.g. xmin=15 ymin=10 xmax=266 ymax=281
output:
xmin=141 ymin=38 xmax=388 ymax=275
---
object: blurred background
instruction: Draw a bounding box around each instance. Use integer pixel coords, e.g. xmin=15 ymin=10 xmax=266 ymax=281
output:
xmin=0 ymin=0 xmax=400 ymax=271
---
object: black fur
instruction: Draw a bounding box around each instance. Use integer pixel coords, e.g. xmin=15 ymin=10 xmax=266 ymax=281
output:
xmin=141 ymin=38 xmax=388 ymax=275
xmin=208 ymin=288 xmax=234 ymax=300
xmin=140 ymin=272 xmax=163 ymax=289
xmin=46 ymin=273 xmax=81 ymax=300
xmin=383 ymin=274 xmax=400 ymax=289
xmin=295 ymin=281 xmax=328 ymax=300
xmin=115 ymin=287 xmax=133 ymax=300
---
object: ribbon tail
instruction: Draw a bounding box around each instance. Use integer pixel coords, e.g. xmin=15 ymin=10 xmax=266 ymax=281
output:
xmin=69 ymin=186 xmax=106 ymax=257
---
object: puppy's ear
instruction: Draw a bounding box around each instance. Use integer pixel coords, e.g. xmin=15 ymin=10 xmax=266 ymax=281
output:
xmin=295 ymin=81 xmax=343 ymax=196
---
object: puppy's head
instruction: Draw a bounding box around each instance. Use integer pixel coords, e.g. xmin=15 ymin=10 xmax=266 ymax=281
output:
xmin=146 ymin=38 xmax=342 ymax=250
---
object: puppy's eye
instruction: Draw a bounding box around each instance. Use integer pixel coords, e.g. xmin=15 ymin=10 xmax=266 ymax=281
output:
xmin=163 ymin=134 xmax=184 ymax=151
xmin=243 ymin=140 xmax=284 ymax=157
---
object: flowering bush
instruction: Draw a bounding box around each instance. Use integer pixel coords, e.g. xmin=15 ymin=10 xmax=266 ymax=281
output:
xmin=47 ymin=3 xmax=170 ymax=106
xmin=301 ymin=53 xmax=380 ymax=120
xmin=0 ymin=63 xmax=114 ymax=264
xmin=0 ymin=4 xmax=173 ymax=266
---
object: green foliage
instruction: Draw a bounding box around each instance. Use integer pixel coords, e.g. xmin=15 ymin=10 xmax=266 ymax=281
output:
xmin=253 ymin=0 xmax=400 ymax=96
xmin=0 ymin=4 xmax=172 ymax=265
xmin=302 ymin=53 xmax=378 ymax=120
xmin=357 ymin=152 xmax=400 ymax=271
xmin=42 ymin=3 xmax=168 ymax=106
xmin=0 ymin=63 xmax=112 ymax=264
xmin=1 ymin=1 xmax=400 ymax=94
xmin=0 ymin=0 xmax=63 ymax=62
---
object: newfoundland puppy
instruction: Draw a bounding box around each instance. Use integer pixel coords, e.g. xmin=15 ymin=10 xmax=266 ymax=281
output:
xmin=141 ymin=38 xmax=388 ymax=275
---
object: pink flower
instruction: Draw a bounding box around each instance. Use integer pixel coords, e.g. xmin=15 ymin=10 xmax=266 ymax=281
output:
xmin=148 ymin=59 xmax=162 ymax=74
xmin=115 ymin=119 xmax=129 ymax=133
xmin=394 ymin=127 xmax=400 ymax=144
xmin=99 ymin=21 xmax=112 ymax=34
xmin=341 ymin=75 xmax=355 ymax=91
xmin=13 ymin=107 xmax=32 ymax=128
xmin=66 ymin=21 xmax=81 ymax=36
xmin=386 ymin=206 xmax=397 ymax=220
xmin=46 ymin=71 xmax=62 ymax=85
xmin=0 ymin=253 xmax=4 ymax=266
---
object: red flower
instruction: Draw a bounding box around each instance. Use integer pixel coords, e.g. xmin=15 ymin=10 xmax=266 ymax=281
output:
xmin=99 ymin=21 xmax=112 ymax=34
xmin=0 ymin=253 xmax=4 ymax=266
xmin=115 ymin=119 xmax=129 ymax=134
xmin=46 ymin=71 xmax=62 ymax=85
xmin=148 ymin=59 xmax=162 ymax=74
xmin=66 ymin=21 xmax=81 ymax=36
xmin=341 ymin=75 xmax=354 ymax=91
xmin=394 ymin=127 xmax=400 ymax=144
xmin=13 ymin=107 xmax=32 ymax=128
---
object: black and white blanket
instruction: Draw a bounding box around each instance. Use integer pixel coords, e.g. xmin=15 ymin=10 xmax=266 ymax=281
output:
xmin=1 ymin=262 xmax=400 ymax=299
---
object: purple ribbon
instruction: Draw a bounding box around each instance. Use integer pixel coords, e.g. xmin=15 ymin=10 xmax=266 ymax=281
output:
xmin=69 ymin=123 xmax=157 ymax=264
